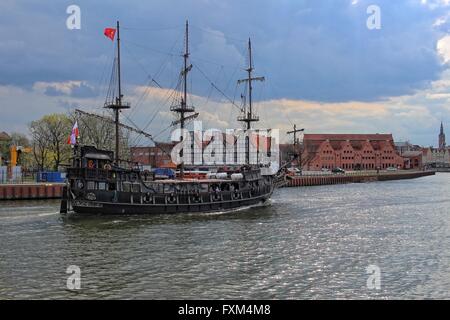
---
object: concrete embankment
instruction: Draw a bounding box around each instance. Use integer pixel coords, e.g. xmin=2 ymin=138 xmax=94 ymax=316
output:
xmin=285 ymin=171 xmax=435 ymax=188
xmin=0 ymin=183 xmax=64 ymax=200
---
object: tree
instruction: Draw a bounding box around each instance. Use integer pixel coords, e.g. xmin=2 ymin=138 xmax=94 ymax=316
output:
xmin=69 ymin=111 xmax=131 ymax=161
xmin=29 ymin=119 xmax=51 ymax=170
xmin=29 ymin=114 xmax=72 ymax=171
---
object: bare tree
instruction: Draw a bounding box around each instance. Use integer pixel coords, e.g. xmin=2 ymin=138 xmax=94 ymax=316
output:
xmin=29 ymin=114 xmax=72 ymax=171
xmin=69 ymin=111 xmax=131 ymax=161
xmin=29 ymin=120 xmax=50 ymax=170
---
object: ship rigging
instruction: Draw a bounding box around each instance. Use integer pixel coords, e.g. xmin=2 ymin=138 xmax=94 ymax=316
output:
xmin=61 ymin=20 xmax=286 ymax=215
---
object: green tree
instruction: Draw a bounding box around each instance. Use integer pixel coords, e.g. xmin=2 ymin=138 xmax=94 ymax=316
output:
xmin=29 ymin=114 xmax=72 ymax=171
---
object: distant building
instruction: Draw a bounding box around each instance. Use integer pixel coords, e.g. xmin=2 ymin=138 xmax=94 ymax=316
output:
xmin=131 ymin=131 xmax=276 ymax=169
xmin=401 ymin=151 xmax=423 ymax=169
xmin=130 ymin=142 xmax=175 ymax=168
xmin=394 ymin=141 xmax=423 ymax=169
xmin=395 ymin=141 xmax=422 ymax=153
xmin=422 ymin=122 xmax=450 ymax=168
xmin=302 ymin=134 xmax=404 ymax=171
xmin=422 ymin=147 xmax=450 ymax=167
xmin=439 ymin=122 xmax=446 ymax=149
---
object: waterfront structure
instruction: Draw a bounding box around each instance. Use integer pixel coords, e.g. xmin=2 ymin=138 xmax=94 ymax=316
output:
xmin=422 ymin=147 xmax=450 ymax=167
xmin=401 ymin=151 xmax=422 ymax=169
xmin=301 ymin=134 xmax=404 ymax=171
xmin=395 ymin=141 xmax=423 ymax=169
xmin=422 ymin=122 xmax=450 ymax=168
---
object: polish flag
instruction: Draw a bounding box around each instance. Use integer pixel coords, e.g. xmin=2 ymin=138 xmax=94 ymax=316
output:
xmin=67 ymin=121 xmax=79 ymax=145
xmin=104 ymin=28 xmax=116 ymax=41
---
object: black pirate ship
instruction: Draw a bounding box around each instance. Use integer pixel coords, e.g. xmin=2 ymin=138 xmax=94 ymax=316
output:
xmin=60 ymin=21 xmax=287 ymax=215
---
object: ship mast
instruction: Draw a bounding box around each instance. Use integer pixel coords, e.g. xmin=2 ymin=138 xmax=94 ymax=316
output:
xmin=171 ymin=20 xmax=195 ymax=179
xmin=287 ymin=124 xmax=305 ymax=168
xmin=105 ymin=20 xmax=130 ymax=164
xmin=238 ymin=38 xmax=265 ymax=165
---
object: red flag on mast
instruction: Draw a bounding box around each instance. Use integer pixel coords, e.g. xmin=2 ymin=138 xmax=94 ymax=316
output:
xmin=104 ymin=28 xmax=116 ymax=41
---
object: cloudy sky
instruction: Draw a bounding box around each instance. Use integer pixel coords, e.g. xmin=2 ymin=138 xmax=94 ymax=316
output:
xmin=1 ymin=0 xmax=450 ymax=146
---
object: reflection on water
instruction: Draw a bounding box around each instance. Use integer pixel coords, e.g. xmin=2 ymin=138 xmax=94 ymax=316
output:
xmin=1 ymin=174 xmax=449 ymax=299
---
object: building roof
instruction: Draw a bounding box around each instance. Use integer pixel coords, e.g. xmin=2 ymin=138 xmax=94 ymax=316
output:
xmin=304 ymin=133 xmax=394 ymax=141
xmin=350 ymin=140 xmax=363 ymax=150
xmin=401 ymin=151 xmax=422 ymax=158
xmin=329 ymin=140 xmax=343 ymax=150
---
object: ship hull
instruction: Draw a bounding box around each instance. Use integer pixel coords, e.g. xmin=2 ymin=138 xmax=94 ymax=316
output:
xmin=71 ymin=191 xmax=272 ymax=215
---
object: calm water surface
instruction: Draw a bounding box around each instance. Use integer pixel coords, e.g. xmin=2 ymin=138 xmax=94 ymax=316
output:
xmin=1 ymin=173 xmax=449 ymax=299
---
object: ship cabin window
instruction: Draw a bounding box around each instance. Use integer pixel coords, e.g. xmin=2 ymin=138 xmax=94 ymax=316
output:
xmin=200 ymin=183 xmax=209 ymax=193
xmin=86 ymin=159 xmax=97 ymax=169
xmin=211 ymin=184 xmax=220 ymax=192
xmin=87 ymin=181 xmax=96 ymax=190
xmin=122 ymin=182 xmax=131 ymax=193
xmin=132 ymin=183 xmax=141 ymax=193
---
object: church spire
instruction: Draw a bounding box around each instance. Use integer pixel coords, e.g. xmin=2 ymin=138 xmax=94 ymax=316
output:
xmin=439 ymin=121 xmax=446 ymax=149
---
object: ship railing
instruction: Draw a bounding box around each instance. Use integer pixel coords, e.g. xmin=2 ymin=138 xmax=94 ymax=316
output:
xmin=67 ymin=168 xmax=117 ymax=181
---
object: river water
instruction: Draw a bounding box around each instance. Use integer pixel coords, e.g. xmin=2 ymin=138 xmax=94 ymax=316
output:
xmin=0 ymin=173 xmax=449 ymax=299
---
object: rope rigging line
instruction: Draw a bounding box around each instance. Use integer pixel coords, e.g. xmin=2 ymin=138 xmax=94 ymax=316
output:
xmin=92 ymin=44 xmax=116 ymax=111
xmin=105 ymin=57 xmax=118 ymax=106
xmin=121 ymin=112 xmax=173 ymax=158
xmin=192 ymin=63 xmax=243 ymax=112
xmin=122 ymin=25 xmax=183 ymax=31
xmin=131 ymin=76 xmax=183 ymax=147
xmin=121 ymin=39 xmax=182 ymax=58
xmin=123 ymin=30 xmax=185 ymax=126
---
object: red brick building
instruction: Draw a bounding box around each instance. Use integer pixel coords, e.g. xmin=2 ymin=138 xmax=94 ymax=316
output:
xmin=302 ymin=134 xmax=404 ymax=171
xmin=130 ymin=142 xmax=175 ymax=168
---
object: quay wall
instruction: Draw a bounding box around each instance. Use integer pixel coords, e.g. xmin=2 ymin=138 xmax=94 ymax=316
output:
xmin=285 ymin=171 xmax=435 ymax=188
xmin=0 ymin=183 xmax=64 ymax=200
